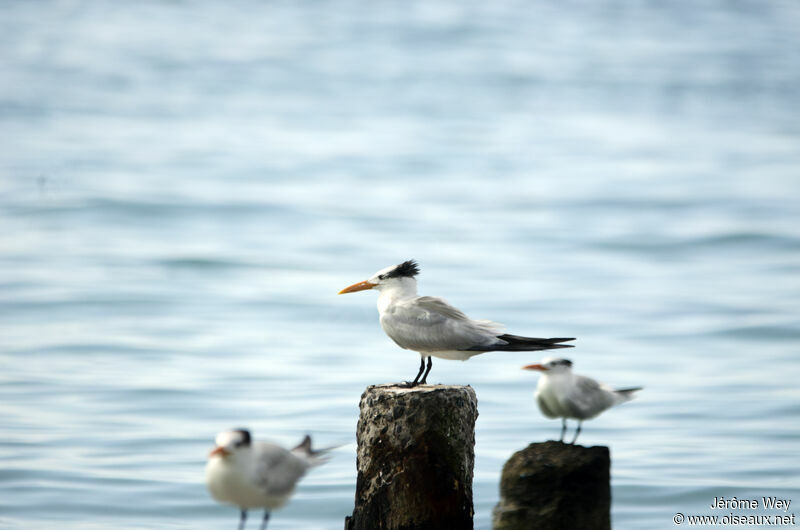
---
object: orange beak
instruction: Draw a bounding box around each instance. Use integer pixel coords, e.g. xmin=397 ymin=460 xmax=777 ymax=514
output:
xmin=338 ymin=280 xmax=376 ymax=294
xmin=522 ymin=363 xmax=546 ymax=371
xmin=209 ymin=446 xmax=230 ymax=458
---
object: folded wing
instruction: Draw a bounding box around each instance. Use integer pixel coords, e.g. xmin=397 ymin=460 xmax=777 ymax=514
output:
xmin=253 ymin=444 xmax=310 ymax=498
xmin=380 ymin=296 xmax=503 ymax=352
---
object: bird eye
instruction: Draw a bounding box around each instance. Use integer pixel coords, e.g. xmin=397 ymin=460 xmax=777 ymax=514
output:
xmin=378 ymin=274 xmax=386 ymax=280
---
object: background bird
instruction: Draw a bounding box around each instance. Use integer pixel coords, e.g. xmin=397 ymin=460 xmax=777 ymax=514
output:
xmin=205 ymin=429 xmax=330 ymax=530
xmin=523 ymin=357 xmax=642 ymax=443
xmin=339 ymin=259 xmax=575 ymax=386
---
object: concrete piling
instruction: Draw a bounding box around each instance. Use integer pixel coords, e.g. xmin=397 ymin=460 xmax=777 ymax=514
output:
xmin=345 ymin=384 xmax=478 ymax=530
xmin=492 ymin=441 xmax=611 ymax=530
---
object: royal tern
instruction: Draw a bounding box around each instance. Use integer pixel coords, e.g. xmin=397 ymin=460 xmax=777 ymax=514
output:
xmin=206 ymin=429 xmax=329 ymax=530
xmin=523 ymin=357 xmax=642 ymax=443
xmin=338 ymin=260 xmax=575 ymax=386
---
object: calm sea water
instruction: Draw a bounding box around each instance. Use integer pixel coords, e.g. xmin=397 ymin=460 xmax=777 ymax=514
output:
xmin=2 ymin=1 xmax=799 ymax=529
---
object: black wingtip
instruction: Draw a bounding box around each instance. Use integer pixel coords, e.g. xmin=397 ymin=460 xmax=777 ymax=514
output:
xmin=540 ymin=337 xmax=576 ymax=344
xmin=498 ymin=335 xmax=575 ymax=344
xmin=466 ymin=335 xmax=576 ymax=352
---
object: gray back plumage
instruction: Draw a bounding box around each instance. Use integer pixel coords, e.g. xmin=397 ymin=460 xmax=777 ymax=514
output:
xmin=253 ymin=442 xmax=311 ymax=498
xmin=380 ymin=296 xmax=501 ymax=352
xmin=566 ymin=376 xmax=619 ymax=419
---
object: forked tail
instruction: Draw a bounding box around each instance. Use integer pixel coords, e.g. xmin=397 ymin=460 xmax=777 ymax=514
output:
xmin=292 ymin=435 xmax=338 ymax=465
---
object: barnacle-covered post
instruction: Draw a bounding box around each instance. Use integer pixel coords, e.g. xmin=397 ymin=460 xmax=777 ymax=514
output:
xmin=492 ymin=441 xmax=611 ymax=530
xmin=345 ymin=384 xmax=478 ymax=530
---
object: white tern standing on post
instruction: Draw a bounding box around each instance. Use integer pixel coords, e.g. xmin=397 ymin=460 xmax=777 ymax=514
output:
xmin=523 ymin=357 xmax=642 ymax=443
xmin=338 ymin=259 xmax=575 ymax=386
xmin=205 ymin=429 xmax=330 ymax=530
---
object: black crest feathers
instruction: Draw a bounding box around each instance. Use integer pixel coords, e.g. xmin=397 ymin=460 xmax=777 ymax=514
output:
xmin=233 ymin=429 xmax=252 ymax=447
xmin=386 ymin=259 xmax=420 ymax=279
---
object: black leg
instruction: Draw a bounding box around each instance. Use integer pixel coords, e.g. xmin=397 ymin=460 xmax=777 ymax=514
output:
xmin=238 ymin=509 xmax=247 ymax=530
xmin=570 ymin=421 xmax=582 ymax=444
xmin=259 ymin=511 xmax=271 ymax=530
xmin=559 ymin=418 xmax=567 ymax=442
xmin=420 ymin=356 xmax=433 ymax=384
xmin=400 ymin=357 xmax=426 ymax=387
xmin=412 ymin=356 xmax=425 ymax=384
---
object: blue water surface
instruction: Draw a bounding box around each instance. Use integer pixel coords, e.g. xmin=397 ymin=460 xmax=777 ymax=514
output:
xmin=1 ymin=1 xmax=799 ymax=529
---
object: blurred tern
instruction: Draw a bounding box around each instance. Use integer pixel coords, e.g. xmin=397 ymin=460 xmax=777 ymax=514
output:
xmin=523 ymin=357 xmax=642 ymax=443
xmin=206 ymin=429 xmax=330 ymax=530
xmin=338 ymin=260 xmax=575 ymax=386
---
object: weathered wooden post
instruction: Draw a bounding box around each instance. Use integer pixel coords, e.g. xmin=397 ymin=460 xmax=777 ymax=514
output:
xmin=345 ymin=384 xmax=478 ymax=530
xmin=492 ymin=441 xmax=611 ymax=530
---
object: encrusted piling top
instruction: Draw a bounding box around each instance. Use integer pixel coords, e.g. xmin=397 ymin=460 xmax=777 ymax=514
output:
xmin=363 ymin=382 xmax=476 ymax=396
xmin=494 ymin=441 xmax=611 ymax=530
xmin=347 ymin=383 xmax=478 ymax=530
xmin=357 ymin=384 xmax=478 ymax=455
